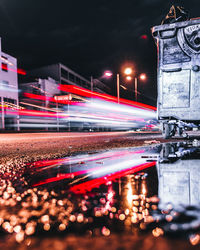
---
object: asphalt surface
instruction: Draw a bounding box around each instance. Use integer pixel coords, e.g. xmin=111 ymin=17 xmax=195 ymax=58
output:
xmin=0 ymin=131 xmax=164 ymax=161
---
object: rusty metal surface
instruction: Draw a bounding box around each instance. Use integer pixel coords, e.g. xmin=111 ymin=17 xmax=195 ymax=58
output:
xmin=152 ymin=18 xmax=200 ymax=121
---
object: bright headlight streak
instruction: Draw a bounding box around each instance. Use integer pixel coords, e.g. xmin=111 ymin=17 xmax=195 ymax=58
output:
xmin=67 ymin=116 xmax=134 ymax=125
xmin=89 ymin=101 xmax=156 ymax=118
xmin=20 ymin=102 xmax=60 ymax=113
xmin=92 ymin=158 xmax=146 ymax=177
xmin=13 ymin=124 xmax=66 ymax=128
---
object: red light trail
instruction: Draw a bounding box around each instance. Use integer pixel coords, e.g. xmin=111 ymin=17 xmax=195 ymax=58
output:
xmin=59 ymin=84 xmax=157 ymax=111
xmin=1 ymin=64 xmax=26 ymax=75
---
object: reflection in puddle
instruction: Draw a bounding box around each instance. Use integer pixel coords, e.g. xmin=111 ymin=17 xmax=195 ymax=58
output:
xmin=1 ymin=142 xmax=200 ymax=245
xmin=26 ymin=142 xmax=200 ymax=241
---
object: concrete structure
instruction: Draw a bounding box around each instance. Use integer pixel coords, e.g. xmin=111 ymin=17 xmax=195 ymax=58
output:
xmin=157 ymin=143 xmax=200 ymax=208
xmin=152 ymin=18 xmax=200 ymax=138
xmin=0 ymin=38 xmax=19 ymax=130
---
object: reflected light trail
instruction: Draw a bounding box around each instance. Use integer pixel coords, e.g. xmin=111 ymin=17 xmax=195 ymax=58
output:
xmin=69 ymin=162 xmax=156 ymax=194
xmin=31 ymin=149 xmax=146 ymax=170
xmin=30 ymin=146 xmax=157 ymax=193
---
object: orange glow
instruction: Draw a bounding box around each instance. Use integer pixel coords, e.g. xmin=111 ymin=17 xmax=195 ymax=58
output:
xmin=124 ymin=67 xmax=132 ymax=75
xmin=126 ymin=76 xmax=132 ymax=81
xmin=139 ymin=74 xmax=146 ymax=81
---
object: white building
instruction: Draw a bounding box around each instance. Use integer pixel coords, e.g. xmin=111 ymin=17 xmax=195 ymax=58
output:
xmin=0 ymin=38 xmax=19 ymax=130
xmin=19 ymin=77 xmax=62 ymax=130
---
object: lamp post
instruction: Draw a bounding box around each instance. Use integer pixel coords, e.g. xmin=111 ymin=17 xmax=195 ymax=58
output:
xmin=134 ymin=77 xmax=138 ymax=102
xmin=117 ymin=73 xmax=120 ymax=104
xmin=103 ymin=68 xmax=146 ymax=103
xmin=104 ymin=70 xmax=130 ymax=104
xmin=126 ymin=73 xmax=147 ymax=102
xmin=54 ymin=97 xmax=59 ymax=132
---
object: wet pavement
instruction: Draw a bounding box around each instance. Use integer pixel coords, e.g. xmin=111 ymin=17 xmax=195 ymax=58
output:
xmin=1 ymin=140 xmax=200 ymax=249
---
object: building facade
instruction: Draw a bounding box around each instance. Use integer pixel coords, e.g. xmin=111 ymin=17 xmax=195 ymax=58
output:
xmin=28 ymin=63 xmax=110 ymax=94
xmin=19 ymin=77 xmax=61 ymax=130
xmin=0 ymin=38 xmax=19 ymax=130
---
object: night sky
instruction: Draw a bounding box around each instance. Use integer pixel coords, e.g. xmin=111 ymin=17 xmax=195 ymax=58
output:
xmin=0 ymin=0 xmax=200 ymax=105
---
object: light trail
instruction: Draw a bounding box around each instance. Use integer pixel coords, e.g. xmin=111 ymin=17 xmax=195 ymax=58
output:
xmin=30 ymin=146 xmax=157 ymax=191
xmin=59 ymin=84 xmax=157 ymax=111
xmin=69 ymin=162 xmax=156 ymax=194
xmin=31 ymin=149 xmax=146 ymax=170
xmin=5 ymin=85 xmax=158 ymax=131
xmin=1 ymin=63 xmax=26 ymax=75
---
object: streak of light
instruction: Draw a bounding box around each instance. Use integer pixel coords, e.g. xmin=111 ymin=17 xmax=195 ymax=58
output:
xmin=32 ymin=161 xmax=156 ymax=189
xmin=59 ymin=84 xmax=157 ymax=111
xmin=0 ymin=83 xmax=18 ymax=93
xmin=19 ymin=101 xmax=60 ymax=113
xmin=88 ymin=100 xmax=156 ymax=119
xmin=1 ymin=63 xmax=26 ymax=75
xmin=69 ymin=162 xmax=156 ymax=194
xmin=31 ymin=149 xmax=146 ymax=170
xmin=120 ymin=85 xmax=127 ymax=90
xmin=23 ymin=93 xmax=55 ymax=103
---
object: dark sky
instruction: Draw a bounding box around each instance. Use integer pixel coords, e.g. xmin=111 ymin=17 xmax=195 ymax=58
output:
xmin=0 ymin=0 xmax=200 ymax=105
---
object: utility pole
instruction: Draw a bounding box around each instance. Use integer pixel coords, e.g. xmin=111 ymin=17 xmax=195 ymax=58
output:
xmin=117 ymin=74 xmax=120 ymax=104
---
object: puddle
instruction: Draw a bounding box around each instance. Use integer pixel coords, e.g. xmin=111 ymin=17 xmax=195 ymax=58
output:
xmin=1 ymin=141 xmax=200 ymax=245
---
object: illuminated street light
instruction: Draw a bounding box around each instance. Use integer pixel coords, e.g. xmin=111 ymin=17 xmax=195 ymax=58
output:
xmin=124 ymin=71 xmax=147 ymax=102
xmin=139 ymin=73 xmax=146 ymax=81
xmin=134 ymin=74 xmax=147 ymax=102
xmin=104 ymin=67 xmax=133 ymax=104
xmin=91 ymin=71 xmax=113 ymax=93
xmin=124 ymin=67 xmax=132 ymax=75
xmin=126 ymin=76 xmax=132 ymax=81
xmin=104 ymin=71 xmax=113 ymax=78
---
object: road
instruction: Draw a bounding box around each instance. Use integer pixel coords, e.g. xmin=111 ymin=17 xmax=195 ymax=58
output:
xmin=0 ymin=131 xmax=162 ymax=160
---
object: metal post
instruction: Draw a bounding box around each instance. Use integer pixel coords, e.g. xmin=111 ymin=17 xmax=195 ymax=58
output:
xmin=16 ymin=99 xmax=20 ymax=131
xmin=56 ymin=100 xmax=59 ymax=131
xmin=135 ymin=77 xmax=138 ymax=102
xmin=117 ymin=74 xmax=120 ymax=104
xmin=68 ymin=100 xmax=70 ymax=132
xmin=1 ymin=97 xmax=5 ymax=130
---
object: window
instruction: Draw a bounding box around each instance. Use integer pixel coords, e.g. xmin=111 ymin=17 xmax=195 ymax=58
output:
xmin=61 ymin=68 xmax=69 ymax=79
xmin=69 ymin=73 xmax=74 ymax=82
xmin=2 ymin=63 xmax=8 ymax=72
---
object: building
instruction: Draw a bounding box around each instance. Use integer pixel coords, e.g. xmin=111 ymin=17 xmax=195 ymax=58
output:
xmin=19 ymin=63 xmax=111 ymax=131
xmin=93 ymin=78 xmax=111 ymax=94
xmin=19 ymin=77 xmax=62 ymax=130
xmin=27 ymin=63 xmax=110 ymax=94
xmin=0 ymin=38 xmax=19 ymax=130
xmin=20 ymin=77 xmax=60 ymax=108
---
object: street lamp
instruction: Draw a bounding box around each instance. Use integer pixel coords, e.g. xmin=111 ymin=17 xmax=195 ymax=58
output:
xmin=134 ymin=73 xmax=147 ymax=102
xmin=103 ymin=68 xmax=146 ymax=103
xmin=125 ymin=73 xmax=147 ymax=102
xmin=103 ymin=68 xmax=132 ymax=104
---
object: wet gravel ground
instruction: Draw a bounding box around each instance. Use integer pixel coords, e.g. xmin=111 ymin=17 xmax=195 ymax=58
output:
xmin=1 ymin=131 xmax=200 ymax=250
